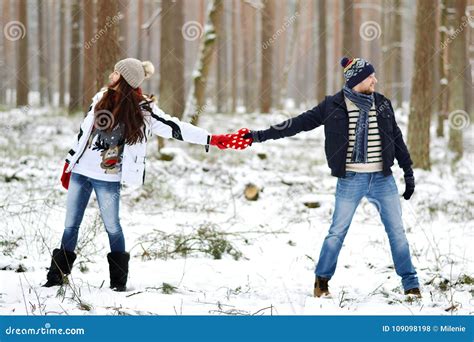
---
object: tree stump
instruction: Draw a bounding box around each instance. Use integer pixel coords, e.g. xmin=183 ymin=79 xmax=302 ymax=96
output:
xmin=303 ymin=201 xmax=321 ymax=209
xmin=244 ymin=183 xmax=259 ymax=201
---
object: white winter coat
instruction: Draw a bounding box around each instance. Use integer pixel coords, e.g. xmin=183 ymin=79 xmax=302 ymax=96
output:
xmin=65 ymin=90 xmax=209 ymax=187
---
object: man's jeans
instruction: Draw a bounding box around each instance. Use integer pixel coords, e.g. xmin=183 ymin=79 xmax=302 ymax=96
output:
xmin=61 ymin=172 xmax=125 ymax=252
xmin=315 ymin=172 xmax=419 ymax=290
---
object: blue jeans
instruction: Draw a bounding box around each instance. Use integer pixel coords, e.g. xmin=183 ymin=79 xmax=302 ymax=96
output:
xmin=315 ymin=172 xmax=419 ymax=290
xmin=61 ymin=172 xmax=125 ymax=252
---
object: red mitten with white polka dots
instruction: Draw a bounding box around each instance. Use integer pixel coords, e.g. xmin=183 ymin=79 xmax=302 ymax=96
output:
xmin=223 ymin=128 xmax=252 ymax=150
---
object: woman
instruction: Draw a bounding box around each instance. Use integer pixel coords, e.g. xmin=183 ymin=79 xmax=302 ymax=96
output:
xmin=44 ymin=58 xmax=240 ymax=291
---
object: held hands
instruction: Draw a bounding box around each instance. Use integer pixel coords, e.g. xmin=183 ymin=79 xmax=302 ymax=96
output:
xmin=210 ymin=128 xmax=253 ymax=150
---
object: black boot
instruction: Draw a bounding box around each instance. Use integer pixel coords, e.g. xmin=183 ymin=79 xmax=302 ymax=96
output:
xmin=43 ymin=248 xmax=77 ymax=287
xmin=107 ymin=252 xmax=130 ymax=292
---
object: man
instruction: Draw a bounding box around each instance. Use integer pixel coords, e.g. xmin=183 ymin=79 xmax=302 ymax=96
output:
xmin=241 ymin=57 xmax=421 ymax=298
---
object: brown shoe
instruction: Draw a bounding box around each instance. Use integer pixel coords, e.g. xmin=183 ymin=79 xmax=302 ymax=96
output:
xmin=314 ymin=276 xmax=330 ymax=297
xmin=404 ymin=288 xmax=422 ymax=298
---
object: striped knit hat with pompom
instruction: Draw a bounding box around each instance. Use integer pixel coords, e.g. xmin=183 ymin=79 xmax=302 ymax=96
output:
xmin=340 ymin=57 xmax=375 ymax=88
xmin=114 ymin=58 xmax=155 ymax=89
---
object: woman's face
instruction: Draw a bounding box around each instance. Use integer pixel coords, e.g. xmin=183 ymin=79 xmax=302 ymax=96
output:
xmin=108 ymin=70 xmax=120 ymax=86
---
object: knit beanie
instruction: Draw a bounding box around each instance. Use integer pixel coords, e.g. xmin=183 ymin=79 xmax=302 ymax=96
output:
xmin=114 ymin=58 xmax=155 ymax=89
xmin=340 ymin=57 xmax=375 ymax=88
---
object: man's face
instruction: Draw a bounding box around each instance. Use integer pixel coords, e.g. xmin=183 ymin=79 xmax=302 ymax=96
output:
xmin=353 ymin=73 xmax=377 ymax=94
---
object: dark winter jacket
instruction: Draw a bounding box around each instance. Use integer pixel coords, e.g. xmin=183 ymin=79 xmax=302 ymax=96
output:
xmin=253 ymin=90 xmax=413 ymax=178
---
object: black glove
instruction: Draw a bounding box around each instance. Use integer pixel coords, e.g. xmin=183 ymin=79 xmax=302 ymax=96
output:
xmin=402 ymin=167 xmax=415 ymax=200
xmin=243 ymin=130 xmax=261 ymax=144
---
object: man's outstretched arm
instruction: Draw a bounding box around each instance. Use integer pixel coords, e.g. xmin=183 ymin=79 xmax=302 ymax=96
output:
xmin=246 ymin=98 xmax=327 ymax=143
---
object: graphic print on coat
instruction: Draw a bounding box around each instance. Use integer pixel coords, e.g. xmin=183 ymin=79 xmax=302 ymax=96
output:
xmin=86 ymin=124 xmax=125 ymax=174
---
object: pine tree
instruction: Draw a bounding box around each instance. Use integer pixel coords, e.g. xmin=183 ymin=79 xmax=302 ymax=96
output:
xmin=260 ymin=0 xmax=275 ymax=113
xmin=407 ymin=0 xmax=437 ymax=170
xmin=58 ymin=0 xmax=66 ymax=107
xmin=68 ymin=0 xmax=82 ymax=114
xmin=446 ymin=0 xmax=467 ymax=162
xmin=241 ymin=1 xmax=257 ymax=112
xmin=342 ymin=0 xmax=354 ymax=57
xmin=16 ymin=0 xmax=29 ymax=106
xmin=95 ymin=0 xmax=120 ymax=90
xmin=437 ymin=0 xmax=449 ymax=137
xmin=82 ymin=0 xmax=96 ymax=109
xmin=317 ymin=0 xmax=327 ymax=102
xmin=216 ymin=0 xmax=228 ymax=113
xmin=189 ymin=0 xmax=224 ymax=125
xmin=159 ymin=0 xmax=185 ymax=118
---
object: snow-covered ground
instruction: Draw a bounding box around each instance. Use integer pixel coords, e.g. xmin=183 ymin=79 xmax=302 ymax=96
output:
xmin=0 ymin=105 xmax=472 ymax=315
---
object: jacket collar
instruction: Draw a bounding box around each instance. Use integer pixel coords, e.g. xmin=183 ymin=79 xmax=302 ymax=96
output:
xmin=374 ymin=92 xmax=385 ymax=108
xmin=331 ymin=90 xmax=346 ymax=110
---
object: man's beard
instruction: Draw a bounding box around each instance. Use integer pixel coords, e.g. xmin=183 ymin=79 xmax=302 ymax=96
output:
xmin=361 ymin=88 xmax=374 ymax=95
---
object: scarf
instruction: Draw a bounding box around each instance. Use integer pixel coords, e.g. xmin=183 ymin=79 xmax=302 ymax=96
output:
xmin=342 ymin=85 xmax=374 ymax=163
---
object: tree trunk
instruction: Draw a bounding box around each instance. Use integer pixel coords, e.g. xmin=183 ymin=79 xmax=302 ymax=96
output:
xmin=353 ymin=0 xmax=362 ymax=56
xmin=278 ymin=0 xmax=300 ymax=108
xmin=342 ymin=0 xmax=354 ymax=57
xmin=436 ymin=0 xmax=449 ymax=137
xmin=159 ymin=0 xmax=185 ymax=118
xmin=16 ymin=0 xmax=29 ymax=106
xmin=446 ymin=0 xmax=467 ymax=162
xmin=216 ymin=0 xmax=228 ymax=113
xmin=68 ymin=0 xmax=82 ymax=114
xmin=0 ymin=8 xmax=4 ymax=104
xmin=59 ymin=0 xmax=66 ymax=107
xmin=272 ymin=1 xmax=285 ymax=109
xmin=407 ymin=0 xmax=437 ymax=170
xmin=260 ymin=0 xmax=275 ymax=113
xmin=44 ymin=0 xmax=53 ymax=105
xmin=382 ymin=0 xmax=402 ymax=106
xmin=37 ymin=0 xmax=47 ymax=106
xmin=332 ymin=0 xmax=343 ymax=92
xmin=317 ymin=0 xmax=327 ymax=102
xmin=367 ymin=0 xmax=382 ymax=73
xmin=83 ymin=0 xmax=96 ymax=109
xmin=241 ymin=1 xmax=257 ymax=113
xmin=143 ymin=0 xmax=154 ymax=76
xmin=118 ymin=0 xmax=129 ymax=58
xmin=464 ymin=25 xmax=472 ymax=118
xmin=381 ymin=0 xmax=393 ymax=99
xmin=136 ymin=0 xmax=144 ymax=59
xmin=392 ymin=0 xmax=403 ymax=107
xmin=199 ymin=0 xmax=205 ymax=24
xmin=467 ymin=0 xmax=473 ymax=121
xmin=241 ymin=1 xmax=251 ymax=112
xmin=231 ymin=0 xmax=239 ymax=113
xmin=1 ymin=0 xmax=11 ymax=104
xmin=189 ymin=0 xmax=223 ymax=125
xmin=35 ymin=0 xmax=53 ymax=106
xmin=95 ymin=0 xmax=120 ymax=90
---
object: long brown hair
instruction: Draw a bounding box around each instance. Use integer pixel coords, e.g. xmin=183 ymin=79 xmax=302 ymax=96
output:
xmin=94 ymin=76 xmax=146 ymax=145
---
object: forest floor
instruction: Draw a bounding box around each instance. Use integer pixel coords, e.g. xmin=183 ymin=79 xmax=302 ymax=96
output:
xmin=0 ymin=104 xmax=472 ymax=315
